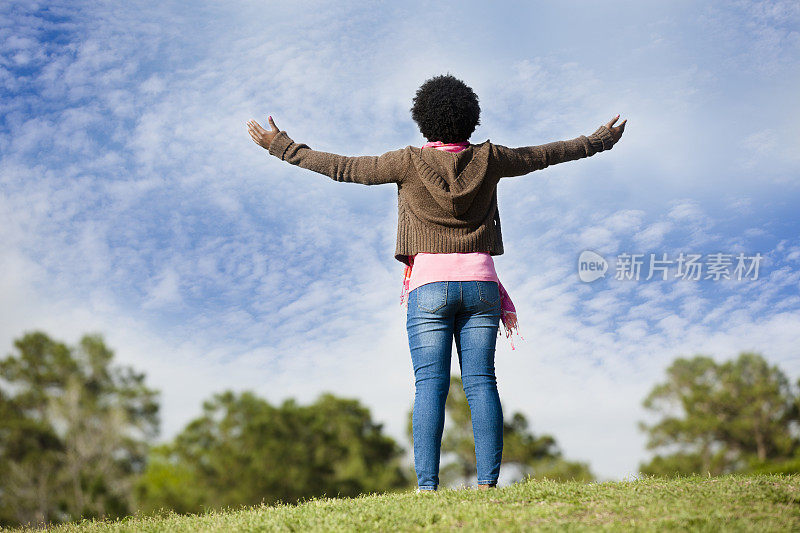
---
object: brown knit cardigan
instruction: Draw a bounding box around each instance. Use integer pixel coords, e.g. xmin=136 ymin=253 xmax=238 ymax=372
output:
xmin=268 ymin=124 xmax=617 ymax=266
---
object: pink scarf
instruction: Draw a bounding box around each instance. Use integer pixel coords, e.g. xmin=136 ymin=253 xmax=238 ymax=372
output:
xmin=420 ymin=140 xmax=471 ymax=152
xmin=400 ymin=141 xmax=524 ymax=350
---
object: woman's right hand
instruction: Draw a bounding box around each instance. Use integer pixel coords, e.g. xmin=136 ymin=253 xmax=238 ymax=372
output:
xmin=604 ymin=114 xmax=627 ymax=143
xmin=247 ymin=116 xmax=280 ymax=150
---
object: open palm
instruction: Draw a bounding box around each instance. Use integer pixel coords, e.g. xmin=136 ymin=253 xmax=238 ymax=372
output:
xmin=247 ymin=116 xmax=279 ymax=150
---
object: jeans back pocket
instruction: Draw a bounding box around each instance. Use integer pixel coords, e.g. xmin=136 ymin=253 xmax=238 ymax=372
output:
xmin=416 ymin=281 xmax=448 ymax=313
xmin=477 ymin=281 xmax=501 ymax=307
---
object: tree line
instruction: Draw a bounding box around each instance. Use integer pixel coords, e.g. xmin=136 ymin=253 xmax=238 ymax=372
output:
xmin=1 ymin=331 xmax=798 ymax=527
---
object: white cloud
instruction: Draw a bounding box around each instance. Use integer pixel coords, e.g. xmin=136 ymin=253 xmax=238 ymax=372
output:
xmin=633 ymin=221 xmax=673 ymax=249
xmin=143 ymin=266 xmax=183 ymax=309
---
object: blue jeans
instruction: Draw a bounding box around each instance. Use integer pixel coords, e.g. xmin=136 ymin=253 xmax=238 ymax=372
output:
xmin=406 ymin=280 xmax=503 ymax=491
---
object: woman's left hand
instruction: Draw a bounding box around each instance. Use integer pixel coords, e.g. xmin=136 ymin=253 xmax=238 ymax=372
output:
xmin=247 ymin=116 xmax=280 ymax=150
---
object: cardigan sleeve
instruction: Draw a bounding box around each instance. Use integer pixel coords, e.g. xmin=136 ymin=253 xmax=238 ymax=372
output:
xmin=267 ymin=130 xmax=407 ymax=186
xmin=489 ymin=125 xmax=617 ymax=179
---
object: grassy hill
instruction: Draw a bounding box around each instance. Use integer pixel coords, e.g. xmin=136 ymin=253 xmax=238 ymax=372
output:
xmin=9 ymin=473 xmax=799 ymax=532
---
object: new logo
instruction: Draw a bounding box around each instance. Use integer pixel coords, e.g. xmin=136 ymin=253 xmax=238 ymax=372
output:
xmin=578 ymin=250 xmax=608 ymax=282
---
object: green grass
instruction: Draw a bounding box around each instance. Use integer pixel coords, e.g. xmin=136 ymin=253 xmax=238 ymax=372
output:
xmin=9 ymin=473 xmax=800 ymax=532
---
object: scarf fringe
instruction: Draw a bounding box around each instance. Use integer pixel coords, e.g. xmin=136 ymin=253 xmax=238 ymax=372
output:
xmin=499 ymin=310 xmax=524 ymax=351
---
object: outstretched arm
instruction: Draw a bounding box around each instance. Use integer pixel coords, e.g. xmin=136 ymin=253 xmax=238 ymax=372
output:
xmin=491 ymin=115 xmax=627 ymax=179
xmin=247 ymin=117 xmax=406 ymax=186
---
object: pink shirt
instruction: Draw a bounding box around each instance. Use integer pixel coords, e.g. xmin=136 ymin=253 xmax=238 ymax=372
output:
xmin=408 ymin=252 xmax=499 ymax=294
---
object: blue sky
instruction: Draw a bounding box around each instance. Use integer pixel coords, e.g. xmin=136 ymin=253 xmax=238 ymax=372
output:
xmin=1 ymin=0 xmax=799 ymax=483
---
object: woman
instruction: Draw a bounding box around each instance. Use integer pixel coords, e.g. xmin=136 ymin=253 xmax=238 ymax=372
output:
xmin=247 ymin=74 xmax=626 ymax=493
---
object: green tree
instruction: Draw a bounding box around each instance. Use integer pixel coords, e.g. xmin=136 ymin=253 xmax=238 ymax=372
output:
xmin=137 ymin=390 xmax=409 ymax=514
xmin=0 ymin=331 xmax=159 ymax=528
xmin=501 ymin=411 xmax=594 ymax=482
xmin=133 ymin=444 xmax=204 ymax=515
xmin=405 ymin=375 xmax=594 ymax=487
xmin=638 ymin=352 xmax=800 ymax=477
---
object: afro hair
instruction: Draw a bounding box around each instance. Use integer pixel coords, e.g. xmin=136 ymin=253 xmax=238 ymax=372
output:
xmin=410 ymin=74 xmax=481 ymax=143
